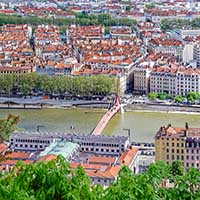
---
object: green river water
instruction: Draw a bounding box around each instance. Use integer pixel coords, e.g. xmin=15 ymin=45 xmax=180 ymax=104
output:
xmin=0 ymin=108 xmax=200 ymax=142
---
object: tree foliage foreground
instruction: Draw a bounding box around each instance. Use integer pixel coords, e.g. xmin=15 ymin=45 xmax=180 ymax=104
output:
xmin=0 ymin=158 xmax=199 ymax=200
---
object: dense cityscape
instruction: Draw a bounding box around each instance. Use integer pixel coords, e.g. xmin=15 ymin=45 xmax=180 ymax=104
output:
xmin=0 ymin=0 xmax=199 ymax=199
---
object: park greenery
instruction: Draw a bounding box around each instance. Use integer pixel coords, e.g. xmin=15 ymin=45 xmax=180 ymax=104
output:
xmin=148 ymin=92 xmax=200 ymax=104
xmin=161 ymin=18 xmax=200 ymax=31
xmin=0 ymin=73 xmax=115 ymax=97
xmin=0 ymin=114 xmax=19 ymax=142
xmin=0 ymin=157 xmax=199 ymax=200
xmin=0 ymin=13 xmax=137 ymax=29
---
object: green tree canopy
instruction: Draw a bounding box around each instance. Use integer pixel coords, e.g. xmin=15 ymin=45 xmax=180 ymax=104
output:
xmin=0 ymin=158 xmax=199 ymax=200
xmin=0 ymin=114 xmax=19 ymax=142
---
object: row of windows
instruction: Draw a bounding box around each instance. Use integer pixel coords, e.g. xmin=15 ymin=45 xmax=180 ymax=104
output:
xmin=81 ymin=147 xmax=121 ymax=153
xmin=166 ymin=148 xmax=184 ymax=154
xmin=186 ymin=155 xmax=199 ymax=160
xmin=166 ymin=154 xmax=184 ymax=160
xmin=15 ymin=139 xmax=50 ymax=144
xmin=186 ymin=163 xmax=200 ymax=168
xmin=81 ymin=143 xmax=123 ymax=147
xmin=166 ymin=142 xmax=184 ymax=147
xmin=186 ymin=142 xmax=200 ymax=148
xmin=186 ymin=149 xmax=200 ymax=153
xmin=14 ymin=143 xmax=46 ymax=149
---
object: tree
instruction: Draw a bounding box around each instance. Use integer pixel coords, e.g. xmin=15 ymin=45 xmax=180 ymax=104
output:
xmin=157 ymin=92 xmax=170 ymax=100
xmin=125 ymin=6 xmax=132 ymax=12
xmin=0 ymin=160 xmax=199 ymax=199
xmin=186 ymin=92 xmax=200 ymax=103
xmin=171 ymin=160 xmax=185 ymax=177
xmin=174 ymin=95 xmax=184 ymax=103
xmin=148 ymin=92 xmax=158 ymax=100
xmin=0 ymin=114 xmax=19 ymax=142
xmin=145 ymin=3 xmax=155 ymax=9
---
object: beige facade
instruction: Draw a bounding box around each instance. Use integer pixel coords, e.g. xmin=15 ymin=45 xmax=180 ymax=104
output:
xmin=133 ymin=67 xmax=151 ymax=94
xmin=155 ymin=124 xmax=200 ymax=168
xmin=155 ymin=125 xmax=186 ymax=164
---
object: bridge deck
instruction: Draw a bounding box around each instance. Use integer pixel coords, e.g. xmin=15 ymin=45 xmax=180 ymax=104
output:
xmin=91 ymin=104 xmax=121 ymax=136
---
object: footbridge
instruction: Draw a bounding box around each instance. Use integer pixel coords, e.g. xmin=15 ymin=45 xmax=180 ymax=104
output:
xmin=91 ymin=92 xmax=123 ymax=136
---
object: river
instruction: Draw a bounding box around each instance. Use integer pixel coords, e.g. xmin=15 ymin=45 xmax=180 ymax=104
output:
xmin=0 ymin=108 xmax=200 ymax=142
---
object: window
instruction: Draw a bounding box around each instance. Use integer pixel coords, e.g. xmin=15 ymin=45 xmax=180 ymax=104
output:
xmin=172 ymin=155 xmax=174 ymax=160
xmin=172 ymin=143 xmax=174 ymax=147
xmin=35 ymin=145 xmax=38 ymax=148
xmin=96 ymin=149 xmax=99 ymax=151
xmin=91 ymin=148 xmax=94 ymax=151
xmin=101 ymin=149 xmax=104 ymax=152
xmin=166 ymin=154 xmax=169 ymax=159
xmin=106 ymin=149 xmax=109 ymax=152
xmin=20 ymin=144 xmax=23 ymax=147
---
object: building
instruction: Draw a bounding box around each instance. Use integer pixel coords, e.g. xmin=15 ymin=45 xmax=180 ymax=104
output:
xmin=155 ymin=123 xmax=200 ymax=170
xmin=65 ymin=134 xmax=130 ymax=156
xmin=193 ymin=43 xmax=200 ymax=68
xmin=38 ymin=140 xmax=79 ymax=161
xmin=10 ymin=132 xmax=56 ymax=152
xmin=174 ymin=29 xmax=200 ymax=41
xmin=10 ymin=132 xmax=130 ymax=156
xmin=110 ymin=26 xmax=136 ymax=39
xmin=148 ymin=39 xmax=183 ymax=61
xmin=133 ymin=64 xmax=152 ymax=95
xmin=150 ymin=64 xmax=200 ymax=96
xmin=185 ymin=137 xmax=200 ymax=170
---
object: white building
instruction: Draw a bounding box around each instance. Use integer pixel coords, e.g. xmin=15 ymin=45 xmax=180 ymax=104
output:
xmin=148 ymin=39 xmax=183 ymax=61
xmin=150 ymin=65 xmax=200 ymax=96
xmin=183 ymin=44 xmax=194 ymax=64
xmin=174 ymin=29 xmax=200 ymax=41
xmin=193 ymin=43 xmax=200 ymax=68
xmin=10 ymin=132 xmax=55 ymax=152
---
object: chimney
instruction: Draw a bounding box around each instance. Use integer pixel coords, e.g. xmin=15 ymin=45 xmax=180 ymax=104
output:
xmin=167 ymin=124 xmax=171 ymax=128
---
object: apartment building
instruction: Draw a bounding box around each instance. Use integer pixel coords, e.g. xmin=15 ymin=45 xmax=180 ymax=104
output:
xmin=185 ymin=137 xmax=200 ymax=170
xmin=133 ymin=65 xmax=151 ymax=95
xmin=174 ymin=29 xmax=200 ymax=41
xmin=155 ymin=123 xmax=200 ymax=170
xmin=193 ymin=43 xmax=200 ymax=68
xmin=150 ymin=65 xmax=200 ymax=96
xmin=155 ymin=124 xmax=186 ymax=164
xmin=148 ymin=38 xmax=183 ymax=61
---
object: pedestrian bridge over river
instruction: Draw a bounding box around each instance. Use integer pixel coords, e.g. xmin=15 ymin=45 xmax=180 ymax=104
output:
xmin=91 ymin=93 xmax=123 ymax=136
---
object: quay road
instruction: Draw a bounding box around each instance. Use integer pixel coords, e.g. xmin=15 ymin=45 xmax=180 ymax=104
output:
xmin=0 ymin=97 xmax=112 ymax=109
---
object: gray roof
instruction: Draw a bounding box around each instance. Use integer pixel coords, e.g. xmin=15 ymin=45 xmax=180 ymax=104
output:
xmin=11 ymin=132 xmax=129 ymax=143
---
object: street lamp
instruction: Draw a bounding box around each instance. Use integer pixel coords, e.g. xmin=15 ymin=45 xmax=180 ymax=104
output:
xmin=36 ymin=125 xmax=45 ymax=132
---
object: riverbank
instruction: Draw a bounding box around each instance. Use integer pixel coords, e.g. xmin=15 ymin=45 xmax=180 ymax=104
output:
xmin=126 ymin=103 xmax=200 ymax=114
xmin=0 ymin=97 xmax=200 ymax=115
